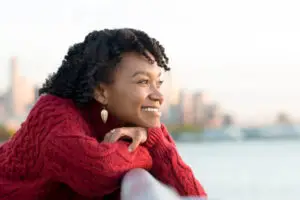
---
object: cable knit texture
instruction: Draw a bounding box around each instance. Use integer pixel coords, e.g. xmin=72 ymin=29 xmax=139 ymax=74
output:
xmin=146 ymin=126 xmax=207 ymax=197
xmin=0 ymin=94 xmax=207 ymax=200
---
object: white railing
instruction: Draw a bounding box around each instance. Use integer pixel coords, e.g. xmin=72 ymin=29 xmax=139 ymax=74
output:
xmin=121 ymin=168 xmax=207 ymax=200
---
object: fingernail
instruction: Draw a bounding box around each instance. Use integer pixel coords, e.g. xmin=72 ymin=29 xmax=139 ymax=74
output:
xmin=128 ymin=147 xmax=132 ymax=152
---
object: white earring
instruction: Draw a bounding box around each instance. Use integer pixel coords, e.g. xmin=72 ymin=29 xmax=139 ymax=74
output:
xmin=101 ymin=107 xmax=108 ymax=123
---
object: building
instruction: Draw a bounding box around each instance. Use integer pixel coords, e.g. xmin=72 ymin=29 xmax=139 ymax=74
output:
xmin=193 ymin=91 xmax=206 ymax=127
xmin=178 ymin=90 xmax=195 ymax=125
xmin=222 ymin=114 xmax=234 ymax=126
xmin=9 ymin=57 xmax=35 ymax=117
xmin=1 ymin=57 xmax=35 ymax=130
xmin=204 ymin=103 xmax=223 ymax=128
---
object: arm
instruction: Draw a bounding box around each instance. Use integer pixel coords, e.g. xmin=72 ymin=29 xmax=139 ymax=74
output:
xmin=43 ymin=119 xmax=152 ymax=198
xmin=143 ymin=124 xmax=207 ymax=197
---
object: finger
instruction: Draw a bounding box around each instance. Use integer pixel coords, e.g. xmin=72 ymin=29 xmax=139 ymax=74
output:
xmin=128 ymin=134 xmax=142 ymax=152
xmin=104 ymin=129 xmax=116 ymax=142
xmin=103 ymin=131 xmax=112 ymax=142
xmin=109 ymin=129 xmax=124 ymax=143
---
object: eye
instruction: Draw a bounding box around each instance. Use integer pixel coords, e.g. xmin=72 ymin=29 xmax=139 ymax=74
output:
xmin=137 ymin=79 xmax=149 ymax=85
xmin=157 ymin=80 xmax=164 ymax=88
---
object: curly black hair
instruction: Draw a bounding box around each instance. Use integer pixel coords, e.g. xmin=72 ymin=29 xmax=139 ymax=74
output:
xmin=39 ymin=28 xmax=170 ymax=107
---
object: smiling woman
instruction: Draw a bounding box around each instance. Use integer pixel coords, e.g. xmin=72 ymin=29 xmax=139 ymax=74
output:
xmin=0 ymin=28 xmax=207 ymax=200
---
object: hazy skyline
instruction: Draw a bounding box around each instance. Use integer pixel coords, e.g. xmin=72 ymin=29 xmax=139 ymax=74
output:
xmin=1 ymin=0 xmax=300 ymax=123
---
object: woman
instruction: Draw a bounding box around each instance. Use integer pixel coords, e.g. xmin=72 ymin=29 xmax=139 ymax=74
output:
xmin=0 ymin=28 xmax=207 ymax=200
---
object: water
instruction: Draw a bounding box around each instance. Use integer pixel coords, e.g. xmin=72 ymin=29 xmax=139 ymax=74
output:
xmin=177 ymin=140 xmax=300 ymax=200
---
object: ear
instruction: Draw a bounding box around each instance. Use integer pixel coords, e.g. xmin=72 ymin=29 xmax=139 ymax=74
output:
xmin=94 ymin=84 xmax=109 ymax=105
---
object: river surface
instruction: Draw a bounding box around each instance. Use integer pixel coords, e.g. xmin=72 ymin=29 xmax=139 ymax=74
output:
xmin=177 ymin=140 xmax=300 ymax=200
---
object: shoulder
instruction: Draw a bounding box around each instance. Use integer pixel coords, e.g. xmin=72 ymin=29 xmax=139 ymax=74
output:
xmin=31 ymin=94 xmax=78 ymax=119
xmin=34 ymin=94 xmax=77 ymax=114
xmin=25 ymin=94 xmax=85 ymax=133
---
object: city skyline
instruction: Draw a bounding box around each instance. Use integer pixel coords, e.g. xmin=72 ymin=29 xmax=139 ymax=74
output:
xmin=1 ymin=0 xmax=300 ymax=123
xmin=0 ymin=57 xmax=225 ymax=130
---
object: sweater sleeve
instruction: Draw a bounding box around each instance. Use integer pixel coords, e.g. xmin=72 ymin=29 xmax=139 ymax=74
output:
xmin=143 ymin=124 xmax=207 ymax=197
xmin=43 ymin=119 xmax=153 ymax=198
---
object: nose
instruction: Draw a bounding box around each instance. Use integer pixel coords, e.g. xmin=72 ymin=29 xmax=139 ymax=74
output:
xmin=149 ymin=88 xmax=164 ymax=105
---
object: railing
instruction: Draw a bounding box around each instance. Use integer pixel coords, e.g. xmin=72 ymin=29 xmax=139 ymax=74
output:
xmin=121 ymin=168 xmax=207 ymax=200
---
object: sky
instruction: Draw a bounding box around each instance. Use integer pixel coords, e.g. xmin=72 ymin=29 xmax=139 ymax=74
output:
xmin=0 ymin=0 xmax=300 ymax=124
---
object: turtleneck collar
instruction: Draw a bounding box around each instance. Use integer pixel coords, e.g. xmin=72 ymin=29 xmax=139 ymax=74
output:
xmin=80 ymin=100 xmax=124 ymax=141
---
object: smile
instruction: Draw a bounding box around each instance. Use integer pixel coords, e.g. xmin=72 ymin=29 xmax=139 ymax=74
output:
xmin=141 ymin=107 xmax=161 ymax=116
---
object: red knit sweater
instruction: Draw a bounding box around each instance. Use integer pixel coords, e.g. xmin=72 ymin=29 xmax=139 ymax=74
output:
xmin=0 ymin=95 xmax=207 ymax=200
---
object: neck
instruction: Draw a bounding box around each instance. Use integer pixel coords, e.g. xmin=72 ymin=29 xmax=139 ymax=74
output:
xmin=80 ymin=100 xmax=123 ymax=140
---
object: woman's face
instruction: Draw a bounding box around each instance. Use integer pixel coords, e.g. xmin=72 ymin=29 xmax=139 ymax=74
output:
xmin=96 ymin=52 xmax=165 ymax=128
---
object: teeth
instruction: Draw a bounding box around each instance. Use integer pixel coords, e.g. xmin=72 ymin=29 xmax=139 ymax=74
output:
xmin=141 ymin=107 xmax=161 ymax=116
xmin=142 ymin=107 xmax=159 ymax=112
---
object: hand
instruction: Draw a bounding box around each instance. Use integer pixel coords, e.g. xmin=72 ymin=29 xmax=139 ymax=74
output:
xmin=103 ymin=127 xmax=147 ymax=152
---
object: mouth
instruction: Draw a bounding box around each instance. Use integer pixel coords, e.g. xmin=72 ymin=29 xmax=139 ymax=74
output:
xmin=141 ymin=106 xmax=161 ymax=116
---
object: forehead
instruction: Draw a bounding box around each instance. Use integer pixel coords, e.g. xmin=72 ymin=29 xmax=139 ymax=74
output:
xmin=116 ymin=52 xmax=162 ymax=76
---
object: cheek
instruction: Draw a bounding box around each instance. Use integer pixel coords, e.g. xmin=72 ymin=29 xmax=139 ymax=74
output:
xmin=123 ymin=89 xmax=148 ymax=109
xmin=110 ymin=87 xmax=148 ymax=112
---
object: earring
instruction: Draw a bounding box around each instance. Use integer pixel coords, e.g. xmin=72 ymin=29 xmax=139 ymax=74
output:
xmin=101 ymin=106 xmax=108 ymax=123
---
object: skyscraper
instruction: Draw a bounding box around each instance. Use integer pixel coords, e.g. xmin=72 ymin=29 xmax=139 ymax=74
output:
xmin=8 ymin=57 xmax=34 ymax=117
xmin=178 ymin=90 xmax=194 ymax=125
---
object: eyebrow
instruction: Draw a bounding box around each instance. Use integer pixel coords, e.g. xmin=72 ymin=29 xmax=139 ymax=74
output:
xmin=131 ymin=71 xmax=162 ymax=78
